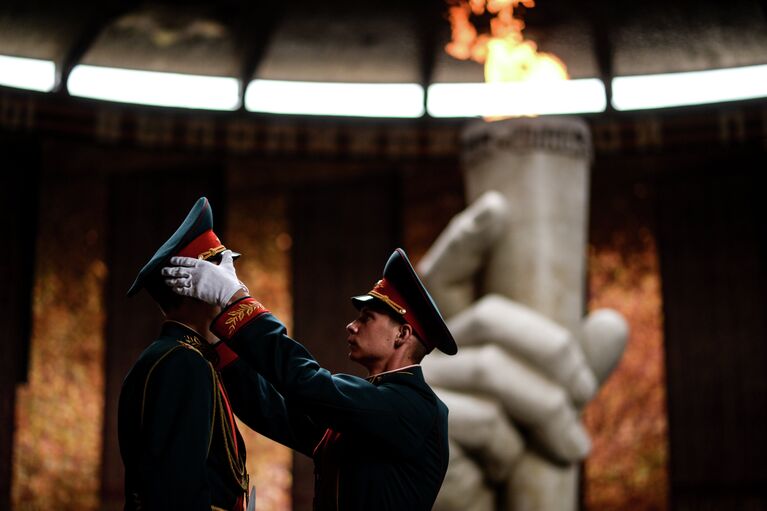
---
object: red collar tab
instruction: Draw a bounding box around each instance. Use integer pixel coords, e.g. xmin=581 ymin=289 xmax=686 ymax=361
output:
xmin=176 ymin=229 xmax=225 ymax=260
xmin=368 ymin=278 xmax=433 ymax=351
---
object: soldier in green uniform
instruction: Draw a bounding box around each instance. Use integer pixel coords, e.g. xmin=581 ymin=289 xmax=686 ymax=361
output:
xmin=162 ymin=247 xmax=458 ymax=510
xmin=119 ymin=197 xmax=256 ymax=511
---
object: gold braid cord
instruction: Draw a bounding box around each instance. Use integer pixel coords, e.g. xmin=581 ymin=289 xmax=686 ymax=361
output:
xmin=179 ymin=335 xmax=249 ymax=493
xmin=212 ymin=370 xmax=249 ymax=492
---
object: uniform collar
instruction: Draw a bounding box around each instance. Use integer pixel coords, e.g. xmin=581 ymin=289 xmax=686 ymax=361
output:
xmin=161 ymin=320 xmax=208 ymax=352
xmin=366 ymin=364 xmax=421 ymax=384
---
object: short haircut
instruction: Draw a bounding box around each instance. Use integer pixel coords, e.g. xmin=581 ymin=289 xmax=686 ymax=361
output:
xmin=365 ymin=302 xmax=431 ymax=362
xmin=408 ymin=333 xmax=430 ymax=363
xmin=145 ymin=273 xmax=183 ymax=314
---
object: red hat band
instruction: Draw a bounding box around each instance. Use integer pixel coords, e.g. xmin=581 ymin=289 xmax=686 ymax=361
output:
xmin=369 ymin=278 xmax=433 ymax=351
xmin=176 ymin=229 xmax=226 ymax=260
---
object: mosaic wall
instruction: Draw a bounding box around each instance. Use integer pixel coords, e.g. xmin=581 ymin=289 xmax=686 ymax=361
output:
xmin=583 ymin=219 xmax=668 ymax=509
xmin=12 ymin=175 xmax=107 ymax=510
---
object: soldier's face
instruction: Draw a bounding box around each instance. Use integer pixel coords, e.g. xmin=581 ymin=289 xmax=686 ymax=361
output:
xmin=346 ymin=307 xmax=400 ymax=370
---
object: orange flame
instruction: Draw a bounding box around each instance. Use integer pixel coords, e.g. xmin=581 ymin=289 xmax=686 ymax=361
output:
xmin=446 ymin=0 xmax=568 ymax=84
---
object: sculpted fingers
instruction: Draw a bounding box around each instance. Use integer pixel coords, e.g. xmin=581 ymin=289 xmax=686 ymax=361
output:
xmin=433 ymin=440 xmax=495 ymax=511
xmin=580 ymin=308 xmax=629 ymax=384
xmin=435 ymin=387 xmax=523 ymax=482
xmin=417 ymin=191 xmax=509 ymax=319
xmin=447 ymin=294 xmax=597 ymax=406
xmin=505 ymin=450 xmax=580 ymax=511
xmin=423 ymin=346 xmax=590 ymax=463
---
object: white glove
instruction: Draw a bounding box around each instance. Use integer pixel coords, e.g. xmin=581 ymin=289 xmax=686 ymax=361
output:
xmin=162 ymin=250 xmax=248 ymax=308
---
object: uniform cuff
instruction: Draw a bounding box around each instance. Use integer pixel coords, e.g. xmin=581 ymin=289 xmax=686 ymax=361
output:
xmin=211 ymin=296 xmax=270 ymax=340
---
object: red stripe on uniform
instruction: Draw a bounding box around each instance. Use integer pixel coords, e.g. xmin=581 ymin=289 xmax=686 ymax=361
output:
xmin=217 ymin=380 xmax=239 ymax=456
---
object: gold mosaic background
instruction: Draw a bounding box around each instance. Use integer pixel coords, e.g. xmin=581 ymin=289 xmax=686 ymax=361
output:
xmin=584 ymin=229 xmax=668 ymax=510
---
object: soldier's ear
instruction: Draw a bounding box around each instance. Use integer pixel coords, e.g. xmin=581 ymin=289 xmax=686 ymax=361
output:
xmin=396 ymin=323 xmax=413 ymax=342
xmin=394 ymin=325 xmax=407 ymax=349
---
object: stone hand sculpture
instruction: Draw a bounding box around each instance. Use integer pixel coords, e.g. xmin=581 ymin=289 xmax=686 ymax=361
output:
xmin=418 ymin=117 xmax=629 ymax=511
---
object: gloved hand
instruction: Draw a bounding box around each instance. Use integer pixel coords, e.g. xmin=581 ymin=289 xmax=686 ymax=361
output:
xmin=162 ymin=250 xmax=248 ymax=308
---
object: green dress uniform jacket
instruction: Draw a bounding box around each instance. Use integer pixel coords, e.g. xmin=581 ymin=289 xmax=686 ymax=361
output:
xmin=118 ymin=321 xmax=249 ymax=511
xmin=211 ymin=298 xmax=450 ymax=511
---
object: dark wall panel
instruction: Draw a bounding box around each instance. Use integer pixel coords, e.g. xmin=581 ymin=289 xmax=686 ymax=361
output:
xmin=658 ymin=159 xmax=767 ymax=509
xmin=0 ymin=132 xmax=39 ymax=511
